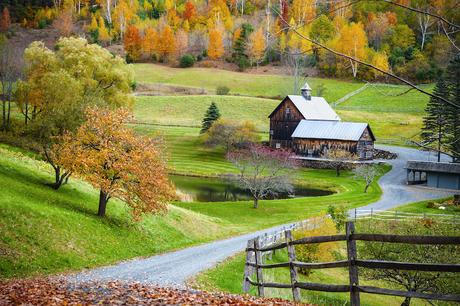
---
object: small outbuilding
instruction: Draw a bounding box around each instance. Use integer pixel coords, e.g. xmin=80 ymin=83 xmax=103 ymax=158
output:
xmin=406 ymin=160 xmax=460 ymax=190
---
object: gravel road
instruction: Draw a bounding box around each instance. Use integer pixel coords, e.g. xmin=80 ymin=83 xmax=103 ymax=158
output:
xmin=68 ymin=145 xmax=456 ymax=287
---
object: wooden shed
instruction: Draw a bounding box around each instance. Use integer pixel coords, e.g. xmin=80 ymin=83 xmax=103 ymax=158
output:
xmin=406 ymin=161 xmax=460 ymax=190
xmin=291 ymin=120 xmax=375 ymax=160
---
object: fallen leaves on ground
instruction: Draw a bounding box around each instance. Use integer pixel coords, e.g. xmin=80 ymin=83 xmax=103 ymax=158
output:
xmin=0 ymin=278 xmax=309 ymax=305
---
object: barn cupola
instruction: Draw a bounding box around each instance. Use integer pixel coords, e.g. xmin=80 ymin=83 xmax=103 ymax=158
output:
xmin=301 ymin=82 xmax=312 ymax=101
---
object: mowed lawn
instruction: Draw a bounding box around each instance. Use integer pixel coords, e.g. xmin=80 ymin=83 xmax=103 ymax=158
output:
xmin=135 ymin=95 xmax=278 ymax=131
xmin=133 ymin=63 xmax=364 ymax=101
xmin=134 ymin=93 xmax=427 ymax=144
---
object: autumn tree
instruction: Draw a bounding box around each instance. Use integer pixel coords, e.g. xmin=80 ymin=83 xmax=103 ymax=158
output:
xmin=142 ymin=27 xmax=157 ymax=57
xmin=183 ymin=0 xmax=196 ymax=22
xmin=175 ymin=29 xmax=188 ymax=58
xmin=124 ymin=24 xmax=142 ymax=61
xmin=57 ymin=107 xmax=174 ymax=219
xmin=0 ymin=38 xmax=20 ymax=132
xmin=248 ymin=27 xmax=265 ymax=67
xmin=290 ymin=0 xmax=315 ymax=26
xmin=53 ymin=8 xmax=74 ymax=37
xmin=0 ymin=7 xmax=11 ymax=32
xmin=16 ymin=37 xmax=134 ymax=188
xmin=331 ymin=22 xmax=368 ymax=77
xmin=155 ymin=24 xmax=175 ymax=61
xmin=97 ymin=16 xmax=111 ymax=44
xmin=226 ymin=144 xmax=299 ymax=208
xmin=208 ymin=27 xmax=224 ymax=60
xmin=205 ymin=119 xmax=260 ymax=152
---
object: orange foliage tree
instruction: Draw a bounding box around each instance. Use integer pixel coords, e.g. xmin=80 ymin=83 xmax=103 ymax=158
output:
xmin=142 ymin=27 xmax=157 ymax=57
xmin=208 ymin=28 xmax=224 ymax=59
xmin=0 ymin=7 xmax=11 ymax=32
xmin=124 ymin=24 xmax=142 ymax=61
xmin=57 ymin=107 xmax=174 ymax=219
xmin=183 ymin=0 xmax=196 ymax=22
xmin=155 ymin=24 xmax=175 ymax=61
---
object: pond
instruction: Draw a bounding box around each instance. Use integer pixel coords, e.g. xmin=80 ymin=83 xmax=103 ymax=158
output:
xmin=171 ymin=175 xmax=334 ymax=203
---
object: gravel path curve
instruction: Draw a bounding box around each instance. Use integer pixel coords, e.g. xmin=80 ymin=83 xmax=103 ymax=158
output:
xmin=68 ymin=145 xmax=456 ymax=287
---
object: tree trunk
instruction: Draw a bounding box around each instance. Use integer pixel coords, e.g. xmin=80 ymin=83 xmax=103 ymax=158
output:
xmin=253 ymin=197 xmax=259 ymax=209
xmin=364 ymin=183 xmax=369 ymax=193
xmin=401 ymin=297 xmax=411 ymax=306
xmin=51 ymin=166 xmax=70 ymax=190
xmin=336 ymin=166 xmax=340 ymax=177
xmin=98 ymin=190 xmax=109 ymax=217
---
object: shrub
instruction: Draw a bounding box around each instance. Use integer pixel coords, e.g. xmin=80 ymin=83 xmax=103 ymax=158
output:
xmin=179 ymin=54 xmax=196 ymax=68
xmin=196 ymin=54 xmax=203 ymax=61
xmin=293 ymin=216 xmax=341 ymax=276
xmin=216 ymin=86 xmax=230 ymax=95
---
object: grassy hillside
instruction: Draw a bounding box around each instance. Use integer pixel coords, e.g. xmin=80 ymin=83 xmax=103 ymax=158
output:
xmin=0 ymin=131 xmax=387 ymax=278
xmin=0 ymin=144 xmax=232 ymax=278
xmin=133 ymin=64 xmax=364 ymax=101
xmin=135 ymin=95 xmax=277 ymax=131
xmin=132 ymin=63 xmax=432 ymax=144
xmin=133 ymin=95 xmax=424 ymax=144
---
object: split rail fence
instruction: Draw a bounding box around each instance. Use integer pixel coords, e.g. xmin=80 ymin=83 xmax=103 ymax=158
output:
xmin=351 ymin=208 xmax=459 ymax=224
xmin=243 ymin=221 xmax=460 ymax=305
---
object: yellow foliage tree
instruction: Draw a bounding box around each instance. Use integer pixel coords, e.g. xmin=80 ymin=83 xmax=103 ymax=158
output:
xmin=208 ymin=27 xmax=224 ymax=60
xmin=332 ymin=22 xmax=368 ymax=77
xmin=293 ymin=216 xmax=340 ymax=276
xmin=290 ymin=0 xmax=315 ymax=26
xmin=98 ymin=16 xmax=111 ymax=44
xmin=88 ymin=15 xmax=98 ymax=32
xmin=248 ymin=27 xmax=266 ymax=67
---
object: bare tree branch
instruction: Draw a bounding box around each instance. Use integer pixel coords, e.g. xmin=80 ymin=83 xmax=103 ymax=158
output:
xmin=274 ymin=10 xmax=460 ymax=109
xmin=380 ymin=0 xmax=460 ymax=29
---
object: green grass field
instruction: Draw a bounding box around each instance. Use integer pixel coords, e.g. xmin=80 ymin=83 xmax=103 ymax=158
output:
xmin=133 ymin=64 xmax=364 ymax=101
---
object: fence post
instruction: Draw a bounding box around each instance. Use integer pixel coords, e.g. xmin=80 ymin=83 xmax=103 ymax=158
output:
xmin=354 ymin=208 xmax=357 ymax=222
xmin=285 ymin=230 xmax=301 ymax=302
xmin=243 ymin=239 xmax=254 ymax=293
xmin=370 ymin=208 xmax=373 ymax=219
xmin=254 ymin=237 xmax=265 ymax=297
xmin=346 ymin=222 xmax=360 ymax=306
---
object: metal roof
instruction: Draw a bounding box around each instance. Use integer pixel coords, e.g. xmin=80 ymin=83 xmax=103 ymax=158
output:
xmin=406 ymin=160 xmax=460 ymax=174
xmin=301 ymin=82 xmax=312 ymax=91
xmin=291 ymin=120 xmax=370 ymax=141
xmin=287 ymin=95 xmax=341 ymax=121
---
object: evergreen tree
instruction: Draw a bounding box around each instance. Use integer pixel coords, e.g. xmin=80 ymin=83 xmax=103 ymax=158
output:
xmin=421 ymin=76 xmax=450 ymax=162
xmin=445 ymin=54 xmax=460 ymax=162
xmin=200 ymin=102 xmax=221 ymax=134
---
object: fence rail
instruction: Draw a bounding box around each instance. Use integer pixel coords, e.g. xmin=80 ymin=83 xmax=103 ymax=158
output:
xmin=350 ymin=208 xmax=459 ymax=224
xmin=243 ymin=221 xmax=460 ymax=305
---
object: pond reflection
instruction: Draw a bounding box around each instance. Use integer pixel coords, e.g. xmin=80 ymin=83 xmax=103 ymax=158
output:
xmin=171 ymin=175 xmax=333 ymax=202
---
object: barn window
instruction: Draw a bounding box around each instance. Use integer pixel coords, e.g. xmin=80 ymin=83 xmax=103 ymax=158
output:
xmin=285 ymin=107 xmax=291 ymax=120
xmin=276 ymin=143 xmax=281 ymax=149
xmin=270 ymin=129 xmax=274 ymax=135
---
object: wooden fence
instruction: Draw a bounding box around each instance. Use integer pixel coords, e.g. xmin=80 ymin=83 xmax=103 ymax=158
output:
xmin=242 ymin=221 xmax=460 ymax=305
xmin=351 ymin=208 xmax=459 ymax=224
